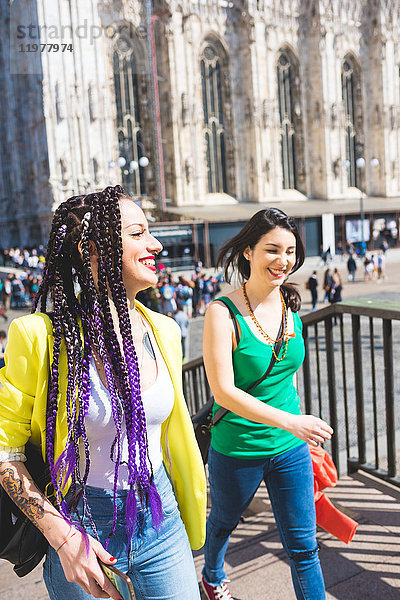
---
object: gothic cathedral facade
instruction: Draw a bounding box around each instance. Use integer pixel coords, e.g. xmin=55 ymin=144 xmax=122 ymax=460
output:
xmin=0 ymin=0 xmax=399 ymax=246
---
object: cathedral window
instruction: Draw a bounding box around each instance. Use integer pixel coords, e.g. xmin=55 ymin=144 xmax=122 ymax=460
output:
xmin=200 ymin=42 xmax=232 ymax=194
xmin=277 ymin=51 xmax=298 ymax=190
xmin=342 ymin=55 xmax=364 ymax=188
xmin=113 ymin=36 xmax=146 ymax=195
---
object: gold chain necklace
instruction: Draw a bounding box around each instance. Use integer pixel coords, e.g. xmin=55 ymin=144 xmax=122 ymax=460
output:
xmin=241 ymin=283 xmax=291 ymax=361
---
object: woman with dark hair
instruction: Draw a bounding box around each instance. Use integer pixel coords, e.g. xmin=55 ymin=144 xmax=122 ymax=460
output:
xmin=201 ymin=208 xmax=332 ymax=600
xmin=0 ymin=186 xmax=206 ymax=599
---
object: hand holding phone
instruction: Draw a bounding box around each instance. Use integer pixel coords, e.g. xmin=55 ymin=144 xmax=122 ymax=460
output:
xmin=99 ymin=561 xmax=136 ymax=600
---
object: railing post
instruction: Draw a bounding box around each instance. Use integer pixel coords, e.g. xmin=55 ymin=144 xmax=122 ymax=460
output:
xmin=193 ymin=366 xmax=202 ymax=413
xmin=324 ymin=314 xmax=339 ymax=469
xmin=351 ymin=314 xmax=366 ymax=465
xmin=302 ymin=324 xmax=312 ymax=414
xmin=383 ymin=319 xmax=396 ymax=478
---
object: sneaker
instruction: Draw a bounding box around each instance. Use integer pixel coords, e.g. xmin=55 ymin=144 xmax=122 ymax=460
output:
xmin=201 ymin=576 xmax=233 ymax=600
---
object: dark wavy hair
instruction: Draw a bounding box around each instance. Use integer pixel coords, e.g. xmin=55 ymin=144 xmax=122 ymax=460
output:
xmin=216 ymin=208 xmax=305 ymax=311
xmin=33 ymin=185 xmax=162 ymax=547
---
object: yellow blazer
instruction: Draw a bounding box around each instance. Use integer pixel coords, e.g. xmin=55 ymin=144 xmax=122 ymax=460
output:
xmin=0 ymin=302 xmax=206 ymax=549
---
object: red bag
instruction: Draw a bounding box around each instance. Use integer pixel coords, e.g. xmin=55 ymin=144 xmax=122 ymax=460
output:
xmin=310 ymin=445 xmax=358 ymax=544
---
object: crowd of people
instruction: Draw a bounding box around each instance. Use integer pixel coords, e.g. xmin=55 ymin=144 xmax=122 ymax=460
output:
xmin=136 ymin=265 xmax=223 ymax=359
xmin=361 ymin=252 xmax=386 ymax=281
xmin=307 ymin=240 xmax=389 ymax=312
xmin=0 ymin=246 xmax=46 ymax=270
xmin=307 ymin=267 xmax=342 ymax=312
xmin=0 ymin=272 xmax=42 ymax=315
xmin=137 ymin=265 xmax=223 ymax=318
xmin=0 ymin=246 xmax=46 ymax=320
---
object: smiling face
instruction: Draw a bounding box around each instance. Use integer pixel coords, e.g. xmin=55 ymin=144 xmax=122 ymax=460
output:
xmin=119 ymin=197 xmax=163 ymax=296
xmin=244 ymin=226 xmax=296 ymax=288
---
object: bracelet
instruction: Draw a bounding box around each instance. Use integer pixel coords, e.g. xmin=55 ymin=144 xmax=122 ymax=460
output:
xmin=55 ymin=530 xmax=77 ymax=553
xmin=0 ymin=445 xmax=27 ymax=463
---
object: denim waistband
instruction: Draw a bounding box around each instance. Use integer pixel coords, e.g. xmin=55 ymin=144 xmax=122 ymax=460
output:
xmin=68 ymin=462 xmax=168 ymax=504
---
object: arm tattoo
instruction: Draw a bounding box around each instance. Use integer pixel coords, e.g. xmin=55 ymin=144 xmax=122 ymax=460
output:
xmin=0 ymin=467 xmax=46 ymax=534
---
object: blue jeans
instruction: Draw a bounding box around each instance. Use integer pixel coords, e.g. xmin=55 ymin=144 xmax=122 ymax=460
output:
xmin=43 ymin=464 xmax=200 ymax=600
xmin=203 ymin=443 xmax=326 ymax=600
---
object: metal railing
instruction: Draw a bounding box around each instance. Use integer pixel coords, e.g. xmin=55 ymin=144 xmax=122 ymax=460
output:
xmin=183 ymin=356 xmax=211 ymax=416
xmin=183 ymin=300 xmax=400 ymax=487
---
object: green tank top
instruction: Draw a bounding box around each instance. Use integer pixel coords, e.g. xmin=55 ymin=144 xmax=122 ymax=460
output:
xmin=211 ymin=296 xmax=305 ymax=458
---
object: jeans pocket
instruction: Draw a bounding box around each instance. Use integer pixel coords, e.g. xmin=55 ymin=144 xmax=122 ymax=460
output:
xmin=72 ymin=505 xmax=114 ymax=539
xmin=72 ymin=488 xmax=115 ymax=525
xmin=158 ymin=480 xmax=179 ymax=517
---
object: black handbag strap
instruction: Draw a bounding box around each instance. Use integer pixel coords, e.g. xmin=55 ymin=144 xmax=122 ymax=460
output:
xmin=218 ymin=299 xmax=240 ymax=346
xmin=211 ymin=310 xmax=285 ymax=428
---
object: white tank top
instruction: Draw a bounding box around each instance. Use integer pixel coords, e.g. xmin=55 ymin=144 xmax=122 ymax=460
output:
xmin=81 ymin=327 xmax=175 ymax=489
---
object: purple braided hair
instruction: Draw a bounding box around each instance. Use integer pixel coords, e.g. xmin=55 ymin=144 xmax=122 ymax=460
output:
xmin=33 ymin=186 xmax=163 ymax=546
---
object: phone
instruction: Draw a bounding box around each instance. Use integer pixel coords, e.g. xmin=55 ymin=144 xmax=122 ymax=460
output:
xmin=99 ymin=561 xmax=136 ymax=600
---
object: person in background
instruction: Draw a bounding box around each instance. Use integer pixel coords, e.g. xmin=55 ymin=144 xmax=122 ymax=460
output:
xmin=0 ymin=281 xmax=7 ymax=322
xmin=377 ymin=251 xmax=385 ymax=281
xmin=2 ymin=275 xmax=12 ymax=312
xmin=379 ymin=239 xmax=388 ymax=254
xmin=307 ymin=271 xmax=318 ymax=311
xmin=330 ymin=268 xmax=343 ymax=325
xmin=10 ymin=275 xmax=25 ymax=309
xmin=336 ymin=241 xmax=344 ymax=261
xmin=160 ymin=279 xmax=177 ymax=315
xmin=192 ymin=271 xmax=204 ymax=317
xmin=0 ymin=330 xmax=6 ymax=368
xmin=30 ymin=277 xmax=40 ymax=306
xmin=174 ymin=302 xmax=189 ymax=361
xmin=358 ymin=241 xmax=367 ymax=258
xmin=202 ymin=275 xmax=216 ymax=311
xmin=371 ymin=255 xmax=376 ymax=278
xmin=332 ymin=268 xmax=342 ymax=297
xmin=347 ymin=254 xmax=357 ymax=282
xmin=322 ymin=268 xmax=333 ymax=303
xmin=176 ymin=276 xmax=193 ymax=319
xmin=319 ymin=245 xmax=327 ymax=267
xmin=364 ymin=255 xmax=374 ymax=281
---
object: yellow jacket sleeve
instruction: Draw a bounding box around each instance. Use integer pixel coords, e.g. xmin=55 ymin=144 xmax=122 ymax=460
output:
xmin=0 ymin=319 xmax=39 ymax=448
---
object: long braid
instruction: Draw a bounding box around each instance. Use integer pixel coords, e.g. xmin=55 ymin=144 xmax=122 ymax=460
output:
xmin=34 ymin=186 xmax=163 ymax=546
xmin=95 ymin=190 xmax=162 ymax=534
xmin=78 ymin=215 xmax=124 ymax=544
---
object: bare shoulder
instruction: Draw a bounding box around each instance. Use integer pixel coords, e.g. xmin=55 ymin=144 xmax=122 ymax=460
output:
xmin=210 ymin=288 xmax=242 ymax=310
xmin=204 ymin=289 xmax=243 ymax=330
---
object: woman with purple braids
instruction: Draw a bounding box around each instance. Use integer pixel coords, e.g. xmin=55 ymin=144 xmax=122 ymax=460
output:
xmin=0 ymin=186 xmax=206 ymax=599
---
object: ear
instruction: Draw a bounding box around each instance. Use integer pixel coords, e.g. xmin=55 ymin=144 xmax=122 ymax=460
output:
xmin=243 ymin=246 xmax=251 ymax=261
